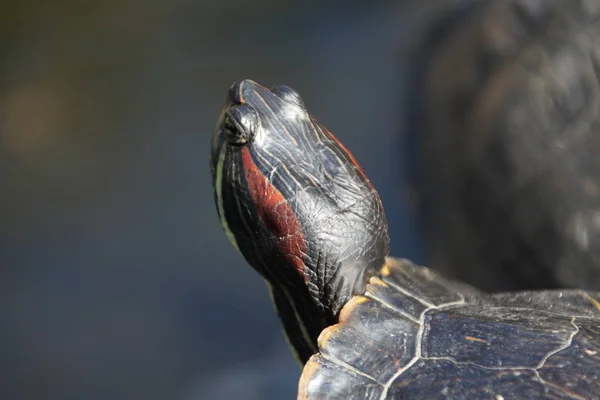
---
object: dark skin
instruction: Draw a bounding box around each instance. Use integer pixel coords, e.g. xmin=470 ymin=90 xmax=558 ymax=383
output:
xmin=210 ymin=79 xmax=389 ymax=363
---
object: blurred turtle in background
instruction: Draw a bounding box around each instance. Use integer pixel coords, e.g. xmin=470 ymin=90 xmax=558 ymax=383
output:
xmin=408 ymin=0 xmax=600 ymax=291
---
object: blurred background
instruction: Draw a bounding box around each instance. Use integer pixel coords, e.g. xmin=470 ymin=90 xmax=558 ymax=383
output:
xmin=0 ymin=1 xmax=452 ymax=398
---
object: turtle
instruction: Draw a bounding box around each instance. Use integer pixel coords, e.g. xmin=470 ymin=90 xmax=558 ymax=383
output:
xmin=210 ymin=79 xmax=600 ymax=399
xmin=406 ymin=0 xmax=600 ymax=292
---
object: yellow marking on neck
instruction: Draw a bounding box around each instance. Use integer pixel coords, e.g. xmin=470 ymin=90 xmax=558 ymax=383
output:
xmin=266 ymin=282 xmax=303 ymax=365
xmin=267 ymin=280 xmax=316 ymax=365
xmin=215 ymin=146 xmax=240 ymax=252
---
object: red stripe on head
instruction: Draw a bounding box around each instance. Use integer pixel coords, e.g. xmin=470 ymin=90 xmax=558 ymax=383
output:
xmin=241 ymin=147 xmax=308 ymax=282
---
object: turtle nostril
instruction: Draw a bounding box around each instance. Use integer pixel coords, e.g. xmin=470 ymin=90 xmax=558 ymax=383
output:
xmin=223 ymin=104 xmax=258 ymax=146
xmin=228 ymin=81 xmax=244 ymax=104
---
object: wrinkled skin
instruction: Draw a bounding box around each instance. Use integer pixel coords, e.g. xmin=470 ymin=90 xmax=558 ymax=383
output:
xmin=210 ymin=80 xmax=388 ymax=362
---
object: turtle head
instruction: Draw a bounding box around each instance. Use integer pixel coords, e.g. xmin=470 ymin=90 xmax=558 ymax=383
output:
xmin=210 ymin=79 xmax=389 ymax=363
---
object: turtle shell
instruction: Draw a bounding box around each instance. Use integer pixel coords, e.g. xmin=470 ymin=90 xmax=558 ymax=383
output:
xmin=298 ymin=258 xmax=600 ymax=399
xmin=407 ymin=0 xmax=600 ymax=291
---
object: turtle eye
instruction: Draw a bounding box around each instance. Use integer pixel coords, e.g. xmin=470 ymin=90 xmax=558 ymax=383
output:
xmin=223 ymin=104 xmax=258 ymax=146
xmin=271 ymin=85 xmax=305 ymax=109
